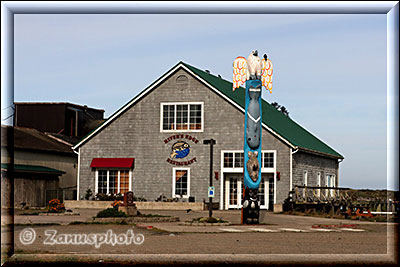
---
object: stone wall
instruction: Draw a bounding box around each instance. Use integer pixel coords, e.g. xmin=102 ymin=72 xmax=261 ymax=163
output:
xmin=64 ymin=200 xmax=204 ymax=210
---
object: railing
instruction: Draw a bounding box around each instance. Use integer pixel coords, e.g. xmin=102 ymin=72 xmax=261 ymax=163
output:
xmin=284 ymin=185 xmax=398 ymax=216
xmin=291 ymin=185 xmax=352 ymax=204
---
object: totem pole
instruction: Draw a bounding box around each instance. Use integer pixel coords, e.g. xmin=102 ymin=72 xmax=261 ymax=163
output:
xmin=233 ymin=50 xmax=273 ymax=224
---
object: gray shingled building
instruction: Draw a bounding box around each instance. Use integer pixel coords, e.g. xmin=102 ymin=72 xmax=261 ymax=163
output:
xmin=73 ymin=62 xmax=344 ymax=211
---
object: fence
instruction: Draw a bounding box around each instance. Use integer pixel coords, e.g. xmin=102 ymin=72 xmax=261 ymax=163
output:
xmin=284 ymin=185 xmax=398 ymax=215
xmin=45 ymin=188 xmax=77 ymax=205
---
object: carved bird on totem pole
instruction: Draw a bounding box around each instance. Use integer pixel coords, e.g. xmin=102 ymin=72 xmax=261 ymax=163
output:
xmin=232 ymin=50 xmax=273 ymax=93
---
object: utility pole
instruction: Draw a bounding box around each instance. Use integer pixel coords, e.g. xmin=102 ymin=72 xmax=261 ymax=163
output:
xmin=203 ymin=139 xmax=216 ymax=218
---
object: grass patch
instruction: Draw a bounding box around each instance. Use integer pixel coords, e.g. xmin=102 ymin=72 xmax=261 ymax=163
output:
xmin=19 ymin=212 xmax=40 ymax=216
xmin=69 ymin=220 xmax=132 ymax=225
xmin=14 ymin=223 xmax=61 ymax=226
xmin=136 ymin=213 xmax=170 ymax=218
xmin=190 ymin=217 xmax=228 ymax=223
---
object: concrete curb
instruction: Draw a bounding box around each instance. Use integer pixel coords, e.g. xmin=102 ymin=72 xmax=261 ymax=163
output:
xmin=180 ymin=222 xmax=230 ymax=226
xmin=90 ymin=216 xmax=179 ymax=223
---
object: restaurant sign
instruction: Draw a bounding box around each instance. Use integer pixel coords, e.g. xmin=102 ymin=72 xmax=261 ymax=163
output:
xmin=164 ymin=134 xmax=198 ymax=166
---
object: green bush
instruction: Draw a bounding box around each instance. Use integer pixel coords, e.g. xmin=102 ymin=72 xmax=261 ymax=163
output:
xmin=95 ymin=193 xmax=124 ymax=201
xmin=96 ymin=208 xmax=127 ymax=218
xmin=85 ymin=189 xmax=93 ymax=200
xmin=192 ymin=217 xmax=227 ymax=223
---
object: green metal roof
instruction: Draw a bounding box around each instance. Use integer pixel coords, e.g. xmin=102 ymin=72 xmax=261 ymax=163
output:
xmin=182 ymin=62 xmax=343 ymax=159
xmin=74 ymin=61 xmax=343 ymax=159
xmin=1 ymin=164 xmax=65 ymax=175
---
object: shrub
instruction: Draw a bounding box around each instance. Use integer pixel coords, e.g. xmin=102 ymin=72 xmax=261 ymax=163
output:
xmin=96 ymin=208 xmax=127 ymax=218
xmin=85 ymin=189 xmax=93 ymax=200
xmin=47 ymin=199 xmax=65 ymax=213
xmin=95 ymin=193 xmax=124 ymax=201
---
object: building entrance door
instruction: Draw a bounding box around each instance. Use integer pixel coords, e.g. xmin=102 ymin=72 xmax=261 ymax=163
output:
xmin=224 ymin=173 xmax=274 ymax=210
xmin=225 ymin=173 xmax=242 ymax=209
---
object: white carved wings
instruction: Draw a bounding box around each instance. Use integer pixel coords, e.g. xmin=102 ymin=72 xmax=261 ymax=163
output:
xmin=233 ymin=56 xmax=273 ymax=93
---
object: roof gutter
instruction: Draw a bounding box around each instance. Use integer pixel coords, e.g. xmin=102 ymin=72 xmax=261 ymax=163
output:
xmin=73 ymin=148 xmax=80 ymax=201
xmin=297 ymin=146 xmax=344 ymax=160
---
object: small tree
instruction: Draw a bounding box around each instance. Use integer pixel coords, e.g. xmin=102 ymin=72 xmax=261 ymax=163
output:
xmin=85 ymin=189 xmax=93 ymax=200
xmin=279 ymin=106 xmax=290 ymax=117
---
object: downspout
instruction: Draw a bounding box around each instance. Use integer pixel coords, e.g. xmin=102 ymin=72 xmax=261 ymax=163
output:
xmin=290 ymin=147 xmax=299 ymax=191
xmin=73 ymin=148 xmax=80 ymax=200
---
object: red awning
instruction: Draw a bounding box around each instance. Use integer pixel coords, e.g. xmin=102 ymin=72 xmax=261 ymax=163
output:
xmin=90 ymin=158 xmax=134 ymax=168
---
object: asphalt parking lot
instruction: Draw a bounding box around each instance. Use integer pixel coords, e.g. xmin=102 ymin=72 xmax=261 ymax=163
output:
xmin=2 ymin=209 xmax=398 ymax=265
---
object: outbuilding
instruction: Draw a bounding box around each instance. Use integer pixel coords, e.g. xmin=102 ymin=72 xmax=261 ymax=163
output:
xmin=73 ymin=61 xmax=344 ymax=211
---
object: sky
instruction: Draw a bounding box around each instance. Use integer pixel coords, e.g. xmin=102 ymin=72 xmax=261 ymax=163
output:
xmin=5 ymin=12 xmax=393 ymax=190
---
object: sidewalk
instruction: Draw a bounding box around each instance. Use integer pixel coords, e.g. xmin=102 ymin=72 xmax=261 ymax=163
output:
xmin=8 ymin=208 xmax=393 ymax=232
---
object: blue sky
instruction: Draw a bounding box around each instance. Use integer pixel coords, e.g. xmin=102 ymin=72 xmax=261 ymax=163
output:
xmin=9 ymin=13 xmax=391 ymax=190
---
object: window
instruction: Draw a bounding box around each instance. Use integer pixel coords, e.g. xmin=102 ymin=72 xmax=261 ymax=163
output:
xmin=303 ymin=170 xmax=308 ymax=186
xmin=258 ymin=178 xmax=265 ymax=206
xmin=176 ymin=105 xmax=188 ymax=130
xmin=98 ymin=170 xmax=107 ymax=194
xmin=327 ymin=174 xmax=336 ymax=197
xmin=262 ymin=152 xmax=274 ymax=168
xmin=234 ymin=152 xmax=244 ymax=168
xmin=120 ymin=170 xmax=129 ymax=194
xmin=303 ymin=170 xmax=308 ymax=198
xmin=96 ymin=169 xmax=131 ymax=195
xmin=317 ymin=172 xmax=321 ymax=197
xmin=224 ymin=152 xmax=233 ymax=168
xmin=173 ymin=168 xmax=190 ymax=198
xmin=223 ymin=152 xmax=244 ymax=168
xmin=325 ymin=174 xmax=330 ymax=197
xmin=268 ymin=178 xmax=274 ymax=210
xmin=189 ymin=104 xmax=202 ymax=130
xmin=161 ymin=103 xmax=203 ymax=132
xmin=229 ymin=177 xmax=238 ymax=205
xmin=223 ymin=151 xmax=274 ymax=169
xmin=109 ymin=170 xmax=118 ymax=194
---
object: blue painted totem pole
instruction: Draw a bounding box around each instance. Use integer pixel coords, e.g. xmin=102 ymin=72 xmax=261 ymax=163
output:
xmin=233 ymin=50 xmax=273 ymax=224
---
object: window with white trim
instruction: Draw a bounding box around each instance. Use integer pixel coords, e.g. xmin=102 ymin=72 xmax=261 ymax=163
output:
xmin=223 ymin=151 xmax=274 ymax=169
xmin=173 ymin=168 xmax=190 ymax=198
xmin=317 ymin=172 xmax=321 ymax=197
xmin=303 ymin=170 xmax=308 ymax=198
xmin=325 ymin=174 xmax=330 ymax=197
xmin=262 ymin=152 xmax=274 ymax=168
xmin=303 ymin=170 xmax=308 ymax=186
xmin=161 ymin=103 xmax=203 ymax=132
xmin=223 ymin=152 xmax=244 ymax=168
xmin=96 ymin=169 xmax=130 ymax=194
xmin=327 ymin=174 xmax=336 ymax=196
